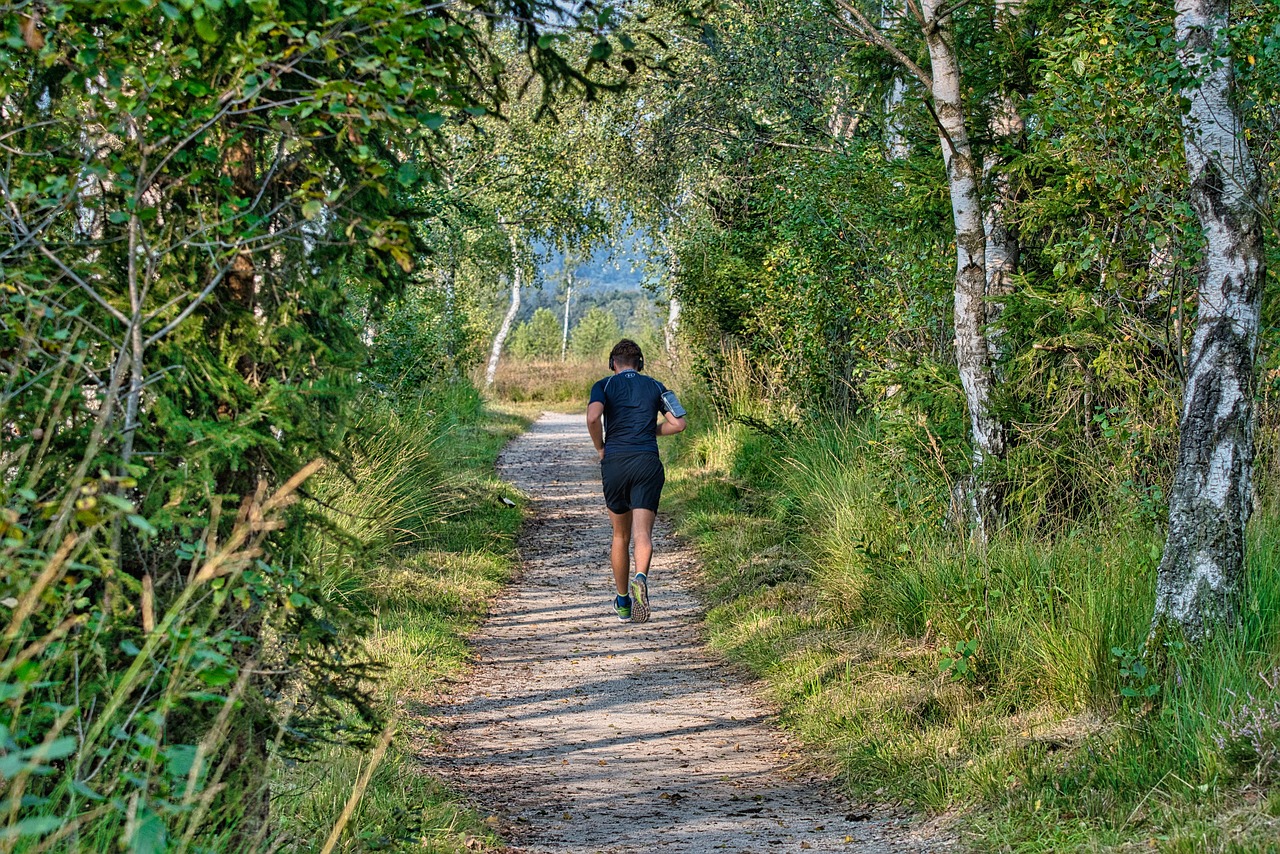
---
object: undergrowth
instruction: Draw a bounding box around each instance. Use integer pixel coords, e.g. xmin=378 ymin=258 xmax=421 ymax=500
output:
xmin=274 ymin=382 xmax=528 ymax=852
xmin=664 ymin=390 xmax=1280 ymax=852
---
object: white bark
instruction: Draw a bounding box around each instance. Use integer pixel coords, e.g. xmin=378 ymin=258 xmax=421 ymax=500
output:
xmin=982 ymin=0 xmax=1026 ymax=369
xmin=665 ymin=241 xmax=682 ymax=357
xmin=885 ymin=76 xmax=910 ymax=160
xmin=484 ymin=230 xmax=523 ymax=390
xmin=1153 ymin=0 xmax=1267 ymax=639
xmin=922 ymin=0 xmax=1005 ymax=538
xmin=561 ymin=277 xmax=572 ymax=362
xmin=665 ymin=293 xmax=682 ymax=356
xmin=1144 ymin=238 xmax=1176 ymax=308
xmin=882 ymin=1 xmax=910 ymax=160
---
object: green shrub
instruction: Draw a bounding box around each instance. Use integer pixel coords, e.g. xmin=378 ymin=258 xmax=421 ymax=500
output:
xmin=665 ymin=397 xmax=1280 ymax=850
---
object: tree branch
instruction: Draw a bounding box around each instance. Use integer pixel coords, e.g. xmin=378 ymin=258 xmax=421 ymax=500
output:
xmin=834 ymin=0 xmax=934 ymax=90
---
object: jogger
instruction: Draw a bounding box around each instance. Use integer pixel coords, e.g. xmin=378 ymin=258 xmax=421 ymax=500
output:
xmin=585 ymin=339 xmax=687 ymax=622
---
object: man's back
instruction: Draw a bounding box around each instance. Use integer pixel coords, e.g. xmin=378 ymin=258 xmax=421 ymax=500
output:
xmin=590 ymin=370 xmax=667 ymax=456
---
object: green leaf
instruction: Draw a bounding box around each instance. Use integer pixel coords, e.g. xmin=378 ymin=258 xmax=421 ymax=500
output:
xmin=126 ymin=514 xmax=158 ymax=536
xmin=199 ymin=666 xmax=235 ymax=687
xmin=166 ymin=744 xmax=198 ymax=780
xmin=194 ymin=14 xmax=219 ymax=43
xmin=101 ymin=494 xmax=135 ymax=512
xmin=0 ymin=816 xmax=62 ymax=841
xmin=301 ymin=200 xmax=324 ymax=221
xmin=127 ymin=804 xmax=167 ymax=854
xmin=41 ymin=736 xmax=76 ymax=762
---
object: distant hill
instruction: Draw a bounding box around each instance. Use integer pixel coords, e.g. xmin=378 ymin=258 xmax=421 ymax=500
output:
xmin=524 ymin=230 xmax=667 ymax=335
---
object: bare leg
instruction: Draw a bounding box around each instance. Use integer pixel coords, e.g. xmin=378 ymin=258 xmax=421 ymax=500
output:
xmin=631 ymin=508 xmax=657 ymax=577
xmin=609 ymin=509 xmax=633 ymax=596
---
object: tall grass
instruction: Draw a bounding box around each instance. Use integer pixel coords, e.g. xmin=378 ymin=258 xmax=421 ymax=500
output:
xmin=273 ymin=382 xmax=527 ymax=852
xmin=0 ymin=372 xmax=525 ymax=852
xmin=664 ymin=402 xmax=1280 ymax=851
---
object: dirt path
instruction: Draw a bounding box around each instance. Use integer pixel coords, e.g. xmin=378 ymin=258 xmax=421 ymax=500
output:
xmin=426 ymin=411 xmax=941 ymax=853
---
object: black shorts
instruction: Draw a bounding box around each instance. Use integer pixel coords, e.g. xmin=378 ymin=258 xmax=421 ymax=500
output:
xmin=601 ymin=452 xmax=665 ymax=514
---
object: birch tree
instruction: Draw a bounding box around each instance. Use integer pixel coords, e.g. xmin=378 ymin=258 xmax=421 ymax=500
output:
xmin=1152 ymin=0 xmax=1269 ymax=639
xmin=486 ymin=229 xmax=525 ymax=388
xmin=836 ymin=0 xmax=1007 ymax=535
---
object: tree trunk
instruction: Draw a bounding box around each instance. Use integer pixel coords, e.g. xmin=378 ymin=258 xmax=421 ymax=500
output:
xmin=1152 ymin=0 xmax=1267 ymax=640
xmin=484 ymin=229 xmax=522 ymax=389
xmin=562 ymin=275 xmax=573 ymax=362
xmin=982 ymin=0 xmax=1025 ymax=372
xmin=665 ymin=293 xmax=682 ymax=355
xmin=921 ymin=0 xmax=1006 ymax=538
xmin=663 ymin=234 xmax=682 ymax=358
xmin=884 ymin=76 xmax=910 ymax=160
xmin=882 ymin=2 xmax=910 ymax=160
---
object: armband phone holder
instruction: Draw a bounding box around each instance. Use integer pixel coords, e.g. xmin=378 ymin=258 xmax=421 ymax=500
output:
xmin=661 ymin=390 xmax=687 ymax=418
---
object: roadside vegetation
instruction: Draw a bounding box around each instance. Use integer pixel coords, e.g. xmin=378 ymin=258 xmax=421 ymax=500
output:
xmin=663 ymin=362 xmax=1280 ymax=852
xmin=274 ymin=384 xmax=528 ymax=852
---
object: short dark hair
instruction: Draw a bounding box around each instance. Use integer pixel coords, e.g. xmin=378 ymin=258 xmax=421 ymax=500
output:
xmin=609 ymin=339 xmax=643 ymax=369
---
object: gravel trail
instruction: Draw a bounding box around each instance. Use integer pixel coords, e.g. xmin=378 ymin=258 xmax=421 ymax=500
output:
xmin=425 ymin=411 xmax=941 ymax=853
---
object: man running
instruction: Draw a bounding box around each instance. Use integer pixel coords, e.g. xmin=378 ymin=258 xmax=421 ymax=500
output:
xmin=586 ymin=339 xmax=687 ymax=623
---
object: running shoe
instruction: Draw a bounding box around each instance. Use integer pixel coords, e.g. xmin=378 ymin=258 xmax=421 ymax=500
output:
xmin=629 ymin=573 xmax=650 ymax=623
xmin=614 ymin=594 xmax=632 ymax=622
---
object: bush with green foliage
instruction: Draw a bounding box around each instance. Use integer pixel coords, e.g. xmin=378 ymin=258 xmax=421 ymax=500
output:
xmin=570 ymin=306 xmax=624 ymax=361
xmin=508 ymin=307 xmax=565 ymax=360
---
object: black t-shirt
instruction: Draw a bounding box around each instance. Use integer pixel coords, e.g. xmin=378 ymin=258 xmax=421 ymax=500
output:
xmin=589 ymin=370 xmax=671 ymax=457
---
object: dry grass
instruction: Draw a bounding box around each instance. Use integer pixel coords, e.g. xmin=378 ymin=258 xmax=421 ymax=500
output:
xmin=486 ymin=358 xmax=602 ymax=404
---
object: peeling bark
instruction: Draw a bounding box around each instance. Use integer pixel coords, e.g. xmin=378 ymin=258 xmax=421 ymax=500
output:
xmin=1153 ymin=0 xmax=1267 ymax=640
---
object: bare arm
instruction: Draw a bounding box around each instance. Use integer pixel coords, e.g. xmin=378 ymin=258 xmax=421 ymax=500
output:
xmin=587 ymin=401 xmax=606 ymax=460
xmin=658 ymin=414 xmax=686 ymax=436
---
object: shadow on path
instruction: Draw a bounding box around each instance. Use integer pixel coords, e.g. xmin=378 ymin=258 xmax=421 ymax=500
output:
xmin=421 ymin=411 xmax=942 ymax=853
